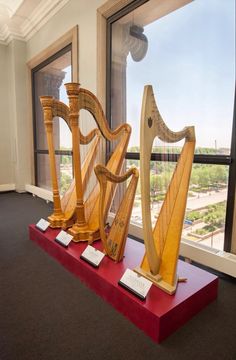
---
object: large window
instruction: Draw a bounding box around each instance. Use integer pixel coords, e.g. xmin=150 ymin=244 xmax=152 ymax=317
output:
xmin=32 ymin=45 xmax=73 ymax=195
xmin=107 ymin=0 xmax=235 ymax=251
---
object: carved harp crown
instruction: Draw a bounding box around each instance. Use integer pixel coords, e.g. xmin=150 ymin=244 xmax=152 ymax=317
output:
xmin=136 ymin=85 xmax=195 ymax=294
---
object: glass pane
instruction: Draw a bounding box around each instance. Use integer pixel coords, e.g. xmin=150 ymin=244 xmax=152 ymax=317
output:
xmin=37 ymin=153 xmax=73 ymax=196
xmin=52 ymin=117 xmax=72 ymax=151
xmin=125 ymin=159 xmax=229 ymax=251
xmin=111 ymin=0 xmax=235 ymax=154
xmin=184 ymin=163 xmax=228 ymax=251
xmin=59 ymin=154 xmax=73 ymax=196
xmin=34 ymin=50 xmax=72 ymax=150
xmin=37 ymin=154 xmax=52 ymax=191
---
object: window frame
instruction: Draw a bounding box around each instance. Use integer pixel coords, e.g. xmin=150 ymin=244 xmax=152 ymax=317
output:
xmin=27 ymin=26 xmax=78 ymax=190
xmin=105 ymin=0 xmax=236 ymax=252
xmin=31 ymin=44 xmax=73 ymax=187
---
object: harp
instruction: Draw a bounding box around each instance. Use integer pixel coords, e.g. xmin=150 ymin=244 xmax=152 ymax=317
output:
xmin=95 ymin=164 xmax=139 ymax=262
xmin=40 ymin=95 xmax=100 ymax=229
xmin=64 ymin=83 xmax=131 ymax=243
xmin=135 ymin=85 xmax=196 ymax=294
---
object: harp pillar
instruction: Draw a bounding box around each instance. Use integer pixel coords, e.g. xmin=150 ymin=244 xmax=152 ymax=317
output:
xmin=65 ymin=83 xmax=87 ymax=230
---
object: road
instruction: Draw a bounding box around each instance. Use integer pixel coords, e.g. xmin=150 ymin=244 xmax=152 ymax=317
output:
xmin=186 ymin=189 xmax=227 ymax=211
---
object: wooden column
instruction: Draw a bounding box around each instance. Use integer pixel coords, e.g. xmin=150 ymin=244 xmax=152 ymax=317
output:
xmin=65 ymin=83 xmax=87 ymax=227
xmin=41 ymin=96 xmax=63 ymax=216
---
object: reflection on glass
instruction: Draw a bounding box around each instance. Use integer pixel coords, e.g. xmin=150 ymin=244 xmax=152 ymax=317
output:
xmin=34 ymin=49 xmax=73 ymax=191
xmin=37 ymin=154 xmax=73 ymax=196
xmin=111 ymin=0 xmax=235 ymax=154
xmin=37 ymin=154 xmax=52 ymax=190
xmin=126 ymin=159 xmax=228 ymax=251
xmin=34 ymin=51 xmax=72 ymax=151
xmin=184 ymin=164 xmax=228 ymax=251
xmin=52 ymin=117 xmax=72 ymax=151
xmin=59 ymin=154 xmax=73 ymax=196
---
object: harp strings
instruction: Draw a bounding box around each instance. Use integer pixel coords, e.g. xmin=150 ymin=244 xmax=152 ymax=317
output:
xmin=80 ymin=94 xmax=100 ymax=221
xmin=152 ymin=104 xmax=180 ymax=260
xmin=50 ymin=104 xmax=73 ymax=207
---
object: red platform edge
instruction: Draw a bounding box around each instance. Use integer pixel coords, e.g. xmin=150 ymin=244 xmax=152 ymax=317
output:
xmin=29 ymin=224 xmax=218 ymax=343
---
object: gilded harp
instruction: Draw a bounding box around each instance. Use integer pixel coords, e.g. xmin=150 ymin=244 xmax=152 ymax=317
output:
xmin=65 ymin=83 xmax=131 ymax=243
xmin=40 ymin=95 xmax=100 ymax=229
xmin=135 ymin=85 xmax=195 ymax=294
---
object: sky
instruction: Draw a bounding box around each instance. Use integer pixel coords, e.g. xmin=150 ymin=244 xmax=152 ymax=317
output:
xmin=126 ymin=0 xmax=235 ymax=150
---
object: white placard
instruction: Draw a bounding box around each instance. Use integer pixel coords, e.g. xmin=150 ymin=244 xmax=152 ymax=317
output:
xmin=119 ymin=269 xmax=152 ymax=300
xmin=55 ymin=230 xmax=73 ymax=247
xmin=36 ymin=218 xmax=50 ymax=232
xmin=80 ymin=245 xmax=105 ymax=267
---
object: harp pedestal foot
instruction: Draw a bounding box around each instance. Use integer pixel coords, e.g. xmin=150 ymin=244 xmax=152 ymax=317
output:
xmin=134 ymin=267 xmax=178 ymax=295
xmin=48 ymin=213 xmax=66 ymax=228
xmin=68 ymin=224 xmax=100 ymax=243
xmin=48 ymin=214 xmax=75 ymax=229
xmin=61 ymin=217 xmax=76 ymax=230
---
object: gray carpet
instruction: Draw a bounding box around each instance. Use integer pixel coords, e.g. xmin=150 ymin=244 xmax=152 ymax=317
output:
xmin=0 ymin=192 xmax=236 ymax=360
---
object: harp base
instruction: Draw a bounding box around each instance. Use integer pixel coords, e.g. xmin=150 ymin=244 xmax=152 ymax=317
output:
xmin=68 ymin=223 xmax=100 ymax=243
xmin=48 ymin=214 xmax=75 ymax=229
xmin=48 ymin=213 xmax=66 ymax=228
xmin=134 ymin=267 xmax=178 ymax=295
xmin=61 ymin=214 xmax=77 ymax=230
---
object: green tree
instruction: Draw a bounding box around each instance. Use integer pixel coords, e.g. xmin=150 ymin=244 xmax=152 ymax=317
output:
xmin=61 ymin=155 xmax=70 ymax=165
xmin=190 ymin=167 xmax=199 ymax=186
xmin=60 ymin=173 xmax=72 ymax=195
xmin=186 ymin=210 xmax=202 ymax=222
xmin=198 ymin=167 xmax=210 ymax=188
xmin=150 ymin=174 xmax=163 ymax=195
xmin=209 ymin=165 xmax=228 ymax=186
xmin=203 ymin=202 xmax=226 ymax=228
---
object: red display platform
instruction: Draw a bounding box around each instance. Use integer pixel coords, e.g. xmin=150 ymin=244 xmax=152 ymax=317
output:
xmin=29 ymin=224 xmax=218 ymax=343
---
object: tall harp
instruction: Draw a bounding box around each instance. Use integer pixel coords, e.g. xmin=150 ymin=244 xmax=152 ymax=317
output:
xmin=95 ymin=164 xmax=139 ymax=262
xmin=40 ymin=96 xmax=100 ymax=229
xmin=65 ymin=83 xmax=131 ymax=243
xmin=135 ymin=85 xmax=196 ymax=294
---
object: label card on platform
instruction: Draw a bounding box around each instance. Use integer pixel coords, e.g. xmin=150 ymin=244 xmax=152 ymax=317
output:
xmin=36 ymin=218 xmax=50 ymax=232
xmin=118 ymin=269 xmax=152 ymax=300
xmin=55 ymin=230 xmax=73 ymax=248
xmin=80 ymin=245 xmax=105 ymax=268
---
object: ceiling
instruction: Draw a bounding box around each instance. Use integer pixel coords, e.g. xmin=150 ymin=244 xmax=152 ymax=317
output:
xmin=0 ymin=0 xmax=69 ymax=44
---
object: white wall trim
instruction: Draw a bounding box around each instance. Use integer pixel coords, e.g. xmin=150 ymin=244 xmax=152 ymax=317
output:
xmin=23 ymin=0 xmax=70 ymax=41
xmin=180 ymin=240 xmax=236 ymax=278
xmin=0 ymin=184 xmax=16 ymax=192
xmin=0 ymin=0 xmax=70 ymax=45
xmin=25 ymin=184 xmax=53 ymax=202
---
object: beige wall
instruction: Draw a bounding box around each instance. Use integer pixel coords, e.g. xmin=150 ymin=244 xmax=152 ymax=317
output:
xmin=0 ymin=0 xmax=106 ymax=191
xmin=0 ymin=44 xmax=14 ymax=186
xmin=26 ymin=0 xmax=104 ymax=92
xmin=8 ymin=40 xmax=31 ymax=192
xmin=0 ymin=40 xmax=31 ymax=191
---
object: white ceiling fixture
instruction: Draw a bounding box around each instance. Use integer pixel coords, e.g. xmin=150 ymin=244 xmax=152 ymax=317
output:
xmin=0 ymin=0 xmax=70 ymax=44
